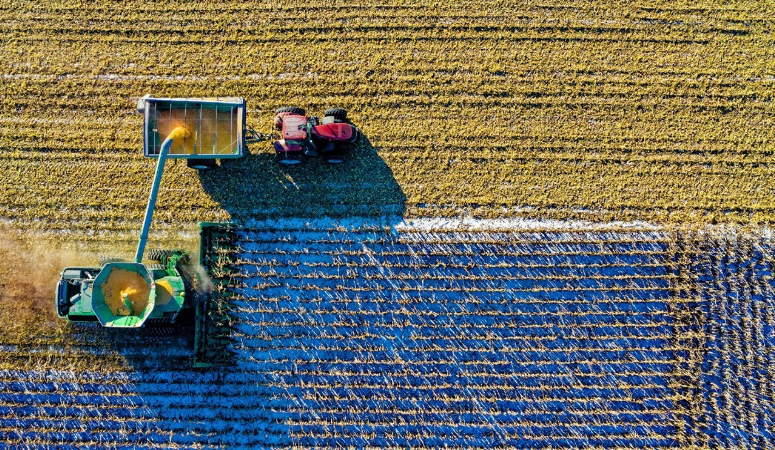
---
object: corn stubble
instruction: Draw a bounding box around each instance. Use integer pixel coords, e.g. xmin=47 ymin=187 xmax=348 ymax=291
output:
xmin=1 ymin=1 xmax=774 ymax=231
xmin=1 ymin=219 xmax=773 ymax=447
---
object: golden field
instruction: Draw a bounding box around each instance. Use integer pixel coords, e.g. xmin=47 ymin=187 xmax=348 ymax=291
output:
xmin=1 ymin=0 xmax=774 ymax=239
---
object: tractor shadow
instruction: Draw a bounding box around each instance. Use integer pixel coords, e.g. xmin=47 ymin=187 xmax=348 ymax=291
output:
xmin=197 ymin=129 xmax=406 ymax=222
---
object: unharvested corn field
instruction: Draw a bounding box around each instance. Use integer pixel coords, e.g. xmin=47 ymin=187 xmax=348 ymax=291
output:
xmin=1 ymin=0 xmax=774 ymax=449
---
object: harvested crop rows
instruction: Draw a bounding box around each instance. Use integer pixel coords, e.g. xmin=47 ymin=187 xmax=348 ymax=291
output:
xmin=2 ymin=1 xmax=775 ymax=238
xmin=1 ymin=219 xmax=772 ymax=448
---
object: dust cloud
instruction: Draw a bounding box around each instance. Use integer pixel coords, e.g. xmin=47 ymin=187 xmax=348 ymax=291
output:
xmin=0 ymin=229 xmax=92 ymax=318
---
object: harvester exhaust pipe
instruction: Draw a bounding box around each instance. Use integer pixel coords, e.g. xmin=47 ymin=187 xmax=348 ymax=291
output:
xmin=134 ymin=126 xmax=191 ymax=263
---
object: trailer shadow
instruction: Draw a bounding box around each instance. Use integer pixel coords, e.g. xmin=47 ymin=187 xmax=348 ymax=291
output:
xmin=197 ymin=130 xmax=406 ymax=223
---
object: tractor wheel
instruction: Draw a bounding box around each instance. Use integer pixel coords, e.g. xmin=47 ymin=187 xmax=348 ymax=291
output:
xmin=275 ymin=151 xmax=305 ymax=166
xmin=187 ymin=159 xmax=217 ymax=171
xmin=99 ymin=257 xmax=125 ymax=267
xmin=323 ymin=108 xmax=347 ymax=120
xmin=147 ymin=249 xmax=174 ymax=262
xmin=275 ymin=106 xmax=306 ymax=116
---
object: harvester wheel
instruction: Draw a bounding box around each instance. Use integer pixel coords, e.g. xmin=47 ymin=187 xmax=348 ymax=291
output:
xmin=275 ymin=106 xmax=306 ymax=116
xmin=187 ymin=159 xmax=217 ymax=171
xmin=99 ymin=257 xmax=125 ymax=267
xmin=324 ymin=108 xmax=347 ymax=120
xmin=147 ymin=249 xmax=174 ymax=262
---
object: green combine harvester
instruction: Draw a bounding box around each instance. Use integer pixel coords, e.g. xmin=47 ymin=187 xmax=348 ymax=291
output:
xmin=57 ymin=255 xmax=186 ymax=328
xmin=55 ymin=97 xmax=243 ymax=368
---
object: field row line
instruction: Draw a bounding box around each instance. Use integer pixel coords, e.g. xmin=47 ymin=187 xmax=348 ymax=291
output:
xmin=0 ymin=368 xmax=677 ymax=394
xmin=233 ymin=340 xmax=680 ymax=353
xmin=237 ymin=234 xmax=672 ymax=244
xmin=0 ymin=356 xmax=685 ymax=381
xmin=233 ymin=261 xmax=669 ymax=269
xmin=231 ymin=295 xmax=687 ymax=306
xmin=231 ymin=306 xmax=677 ymax=320
xmin=7 ymin=96 xmax=773 ymax=116
xmin=234 ymin=237 xmax=673 ymax=246
xmin=0 ymin=26 xmax=752 ymax=43
xmin=5 ymin=72 xmax=772 ymax=94
xmin=5 ymin=142 xmax=775 ymax=166
xmin=232 ymin=248 xmax=671 ymax=257
xmin=3 ymin=7 xmax=759 ymax=22
xmin=0 ymin=405 xmax=673 ymax=424
xmin=231 ymin=272 xmax=673 ymax=282
xmin=0 ymin=384 xmax=677 ymax=404
xmin=235 ymin=283 xmax=672 ymax=293
xmin=3 ymin=29 xmax=728 ymax=44
xmin=4 ymin=71 xmax=773 ymax=89
xmin=230 ymin=320 xmax=676 ymax=331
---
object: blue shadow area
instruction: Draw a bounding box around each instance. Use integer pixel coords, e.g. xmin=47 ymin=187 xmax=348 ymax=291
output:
xmin=690 ymin=239 xmax=775 ymax=448
xmin=199 ymin=130 xmax=406 ymax=220
xmin=7 ymin=226 xmax=772 ymax=448
xmin=230 ymin=224 xmax=679 ymax=448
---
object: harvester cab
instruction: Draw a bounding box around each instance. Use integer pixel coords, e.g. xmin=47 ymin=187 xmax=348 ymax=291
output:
xmin=272 ymin=107 xmax=361 ymax=165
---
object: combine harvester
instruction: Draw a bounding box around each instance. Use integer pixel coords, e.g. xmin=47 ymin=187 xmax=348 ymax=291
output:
xmin=55 ymin=97 xmax=362 ymax=366
xmin=55 ymin=97 xmax=248 ymax=367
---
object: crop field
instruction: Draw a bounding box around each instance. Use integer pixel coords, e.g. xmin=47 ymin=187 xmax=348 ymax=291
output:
xmin=1 ymin=0 xmax=775 ymax=236
xmin=1 ymin=218 xmax=773 ymax=448
xmin=1 ymin=0 xmax=775 ymax=449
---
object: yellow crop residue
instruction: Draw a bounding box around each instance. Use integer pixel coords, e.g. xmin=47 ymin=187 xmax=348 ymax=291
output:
xmin=6 ymin=1 xmax=775 ymax=231
xmin=101 ymin=269 xmax=150 ymax=316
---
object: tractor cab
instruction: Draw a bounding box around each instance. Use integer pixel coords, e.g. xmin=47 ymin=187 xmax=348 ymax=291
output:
xmin=272 ymin=107 xmax=360 ymax=165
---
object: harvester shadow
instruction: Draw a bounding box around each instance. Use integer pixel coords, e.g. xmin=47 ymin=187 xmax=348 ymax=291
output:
xmin=198 ymin=131 xmax=407 ymax=222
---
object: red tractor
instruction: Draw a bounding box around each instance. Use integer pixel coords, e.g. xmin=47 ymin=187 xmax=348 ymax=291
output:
xmin=273 ymin=107 xmax=361 ymax=165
